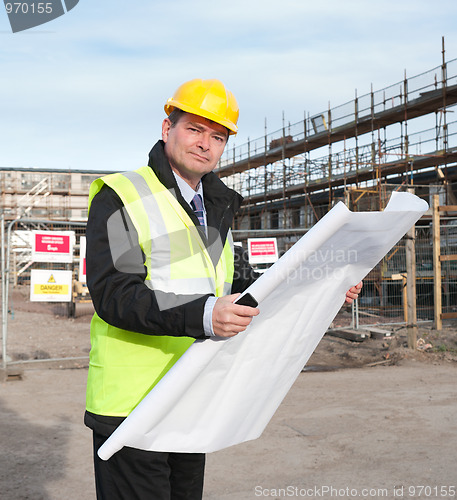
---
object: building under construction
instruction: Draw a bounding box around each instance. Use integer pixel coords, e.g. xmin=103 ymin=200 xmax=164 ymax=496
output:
xmin=212 ymin=45 xmax=457 ymax=321
xmin=217 ymin=48 xmax=457 ymax=247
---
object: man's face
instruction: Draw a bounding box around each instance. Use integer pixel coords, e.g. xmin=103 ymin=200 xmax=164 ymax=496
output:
xmin=162 ymin=112 xmax=228 ymax=189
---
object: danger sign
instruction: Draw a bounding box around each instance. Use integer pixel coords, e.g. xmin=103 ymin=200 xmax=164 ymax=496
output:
xmin=248 ymin=238 xmax=279 ymax=264
xmin=30 ymin=270 xmax=72 ymax=302
xmin=32 ymin=231 xmax=75 ymax=263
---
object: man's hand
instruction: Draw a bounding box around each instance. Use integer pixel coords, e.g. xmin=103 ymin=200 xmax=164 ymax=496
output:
xmin=212 ymin=294 xmax=260 ymax=338
xmin=345 ymin=281 xmax=363 ymax=304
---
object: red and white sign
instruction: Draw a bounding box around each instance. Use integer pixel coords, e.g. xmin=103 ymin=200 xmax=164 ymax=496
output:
xmin=79 ymin=236 xmax=87 ymax=283
xmin=248 ymin=238 xmax=279 ymax=265
xmin=32 ymin=231 xmax=75 ymax=263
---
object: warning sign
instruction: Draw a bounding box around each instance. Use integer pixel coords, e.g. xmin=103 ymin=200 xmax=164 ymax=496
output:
xmin=32 ymin=231 xmax=75 ymax=263
xmin=248 ymin=238 xmax=279 ymax=265
xmin=30 ymin=270 xmax=72 ymax=302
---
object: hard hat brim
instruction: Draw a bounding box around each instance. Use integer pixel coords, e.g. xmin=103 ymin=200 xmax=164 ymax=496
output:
xmin=164 ymin=100 xmax=238 ymax=135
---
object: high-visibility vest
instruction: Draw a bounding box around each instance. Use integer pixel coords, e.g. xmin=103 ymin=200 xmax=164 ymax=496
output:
xmin=86 ymin=166 xmax=235 ymax=417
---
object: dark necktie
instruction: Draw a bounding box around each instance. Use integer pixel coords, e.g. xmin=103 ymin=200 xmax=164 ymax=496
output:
xmin=191 ymin=193 xmax=205 ymax=228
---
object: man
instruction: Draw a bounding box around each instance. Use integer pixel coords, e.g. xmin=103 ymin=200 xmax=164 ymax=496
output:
xmin=84 ymin=78 xmax=362 ymax=499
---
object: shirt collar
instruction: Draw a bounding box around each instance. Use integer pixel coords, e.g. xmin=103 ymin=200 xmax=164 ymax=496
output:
xmin=172 ymin=171 xmax=205 ymax=209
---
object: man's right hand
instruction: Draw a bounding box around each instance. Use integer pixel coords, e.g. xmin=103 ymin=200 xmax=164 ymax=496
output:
xmin=212 ymin=294 xmax=259 ymax=338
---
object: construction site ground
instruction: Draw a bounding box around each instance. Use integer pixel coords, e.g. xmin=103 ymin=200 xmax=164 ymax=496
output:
xmin=1 ymin=289 xmax=456 ymax=499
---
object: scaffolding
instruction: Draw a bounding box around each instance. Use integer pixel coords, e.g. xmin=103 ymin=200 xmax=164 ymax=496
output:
xmin=220 ymin=41 xmax=457 ymax=231
xmin=223 ymin=41 xmax=457 ymax=323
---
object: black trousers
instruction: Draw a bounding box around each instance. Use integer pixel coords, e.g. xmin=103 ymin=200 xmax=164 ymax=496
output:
xmin=92 ymin=430 xmax=206 ymax=500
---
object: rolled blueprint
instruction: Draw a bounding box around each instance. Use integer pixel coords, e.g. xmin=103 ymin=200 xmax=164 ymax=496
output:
xmin=98 ymin=191 xmax=428 ymax=459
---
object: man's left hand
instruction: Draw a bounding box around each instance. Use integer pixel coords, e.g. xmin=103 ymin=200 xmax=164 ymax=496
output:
xmin=345 ymin=281 xmax=363 ymax=304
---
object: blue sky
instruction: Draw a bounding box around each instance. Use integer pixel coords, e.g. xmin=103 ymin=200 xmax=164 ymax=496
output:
xmin=1 ymin=0 xmax=457 ymax=171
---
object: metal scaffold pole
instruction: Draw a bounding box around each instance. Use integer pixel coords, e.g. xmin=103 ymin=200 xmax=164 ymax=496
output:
xmin=1 ymin=214 xmax=6 ymax=372
xmin=433 ymin=194 xmax=443 ymax=330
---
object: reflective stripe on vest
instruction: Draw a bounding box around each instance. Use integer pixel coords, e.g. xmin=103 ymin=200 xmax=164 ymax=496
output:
xmin=86 ymin=166 xmax=235 ymax=416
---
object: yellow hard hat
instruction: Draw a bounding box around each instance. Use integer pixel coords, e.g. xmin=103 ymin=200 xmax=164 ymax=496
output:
xmin=164 ymin=78 xmax=239 ymax=135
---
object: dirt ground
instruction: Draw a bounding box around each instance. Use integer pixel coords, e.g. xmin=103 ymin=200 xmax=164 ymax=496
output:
xmin=4 ymin=288 xmax=457 ymax=370
xmin=1 ymin=289 xmax=456 ymax=499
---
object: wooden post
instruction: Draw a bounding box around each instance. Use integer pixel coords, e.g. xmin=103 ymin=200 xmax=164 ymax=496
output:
xmin=433 ymin=194 xmax=442 ymax=330
xmin=402 ymin=274 xmax=408 ymax=324
xmin=391 ymin=273 xmax=408 ymax=322
xmin=405 ymin=189 xmax=418 ymax=349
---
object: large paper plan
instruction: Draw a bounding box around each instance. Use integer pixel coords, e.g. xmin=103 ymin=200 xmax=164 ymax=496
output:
xmin=98 ymin=191 xmax=428 ymax=459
